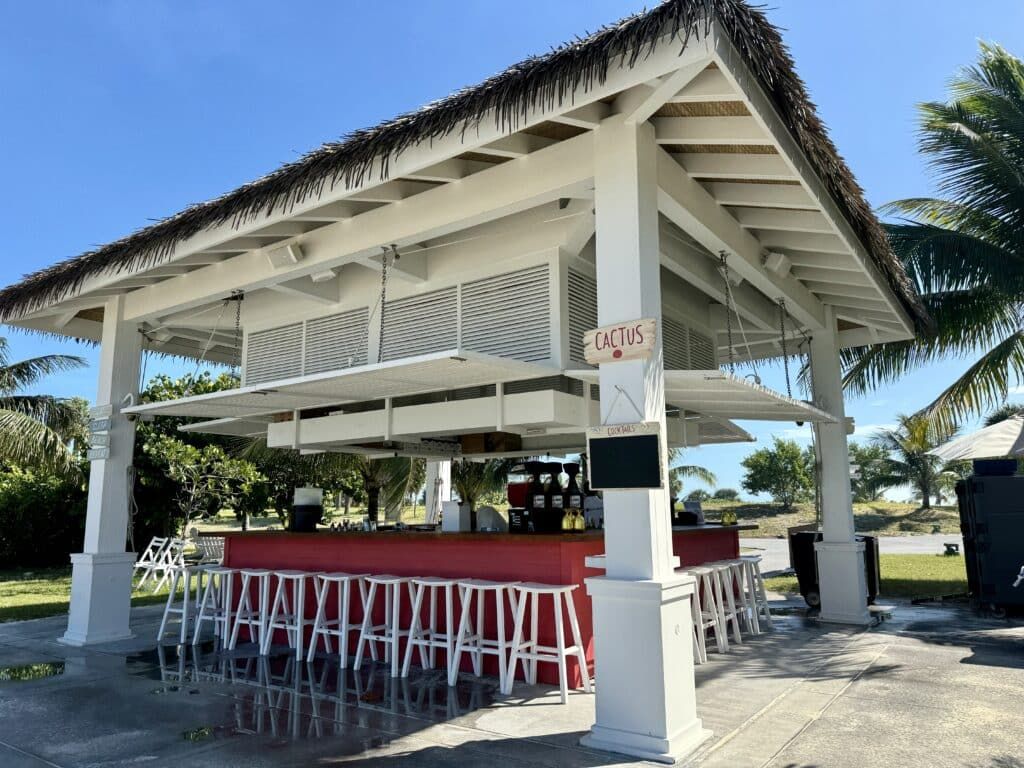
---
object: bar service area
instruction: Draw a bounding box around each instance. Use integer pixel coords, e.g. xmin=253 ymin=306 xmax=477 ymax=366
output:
xmin=1 ymin=16 xmax=928 ymax=762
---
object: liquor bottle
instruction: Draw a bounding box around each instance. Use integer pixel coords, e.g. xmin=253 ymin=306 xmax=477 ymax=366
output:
xmin=545 ymin=462 xmax=565 ymax=514
xmin=524 ymin=461 xmax=546 ymax=532
xmin=563 ymin=463 xmax=583 ymax=509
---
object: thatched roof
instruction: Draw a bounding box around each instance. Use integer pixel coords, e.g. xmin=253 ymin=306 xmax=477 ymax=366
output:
xmin=0 ymin=0 xmax=925 ymax=325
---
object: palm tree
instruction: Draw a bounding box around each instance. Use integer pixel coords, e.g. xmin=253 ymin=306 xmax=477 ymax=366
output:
xmin=870 ymin=414 xmax=962 ymax=509
xmin=451 ymin=458 xmax=516 ymax=531
xmin=667 ymin=448 xmax=716 ymax=501
xmin=843 ymin=44 xmax=1024 ymax=432
xmin=984 ymin=403 xmax=1024 ymax=426
xmin=356 ymin=457 xmax=413 ymax=524
xmin=0 ymin=337 xmax=86 ymax=474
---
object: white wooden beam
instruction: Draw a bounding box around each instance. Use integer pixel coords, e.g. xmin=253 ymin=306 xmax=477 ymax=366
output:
xmin=785 ymin=251 xmax=860 ymax=271
xmin=200 ymin=237 xmax=268 ymax=253
xmin=804 ymin=281 xmax=889 ymax=301
xmin=730 ymin=207 xmax=833 ymax=233
xmin=659 ymin=225 xmax=777 ymax=330
xmin=53 ymin=310 xmax=79 ymax=329
xmin=653 ymin=116 xmax=766 ymax=145
xmin=346 ymin=179 xmax=437 ymax=203
xmin=673 ymin=153 xmax=796 ymax=180
xmin=267 ymin=276 xmax=340 ymax=305
xmin=403 ymin=159 xmax=493 ymax=182
xmin=813 ymin=294 xmax=890 ymax=310
xmin=363 ymin=245 xmax=428 ymax=282
xmin=790 ymin=265 xmax=873 ymax=286
xmin=123 ymin=133 xmax=595 ymax=321
xmin=623 ymin=59 xmax=708 ymax=125
xmin=703 ymin=181 xmax=816 ymax=209
xmin=755 ymin=231 xmax=848 ymax=254
xmin=656 ymin=147 xmax=825 ymax=330
xmin=550 ymin=103 xmax=611 ymax=129
xmin=670 ymin=68 xmax=739 ymax=102
xmin=290 ymin=201 xmax=370 ymax=222
xmin=477 ymin=133 xmax=556 ymax=158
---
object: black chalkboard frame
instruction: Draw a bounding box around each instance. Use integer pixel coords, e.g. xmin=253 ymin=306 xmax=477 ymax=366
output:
xmin=586 ymin=421 xmax=665 ymax=491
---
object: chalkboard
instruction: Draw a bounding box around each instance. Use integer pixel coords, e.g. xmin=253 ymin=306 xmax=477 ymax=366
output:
xmin=587 ymin=432 xmax=663 ymax=490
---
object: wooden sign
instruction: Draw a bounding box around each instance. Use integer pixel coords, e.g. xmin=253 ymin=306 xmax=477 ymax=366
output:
xmin=582 ymin=318 xmax=656 ymax=364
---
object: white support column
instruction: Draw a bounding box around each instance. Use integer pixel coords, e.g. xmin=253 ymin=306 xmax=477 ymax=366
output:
xmin=425 ymin=460 xmax=451 ymax=524
xmin=61 ymin=295 xmax=141 ymax=646
xmin=810 ymin=306 xmax=869 ymax=625
xmin=580 ymin=117 xmax=709 ymax=764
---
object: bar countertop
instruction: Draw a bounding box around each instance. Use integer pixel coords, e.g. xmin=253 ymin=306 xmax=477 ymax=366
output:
xmin=199 ymin=523 xmax=757 ymax=540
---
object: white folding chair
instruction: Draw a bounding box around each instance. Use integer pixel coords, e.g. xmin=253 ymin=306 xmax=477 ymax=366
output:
xmin=134 ymin=536 xmax=169 ymax=589
xmin=151 ymin=538 xmax=187 ymax=593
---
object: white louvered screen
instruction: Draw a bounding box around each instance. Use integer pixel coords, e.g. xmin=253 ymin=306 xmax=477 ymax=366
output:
xmin=460 ymin=265 xmax=551 ymax=362
xmin=381 ymin=287 xmax=458 ymax=362
xmin=688 ymin=328 xmax=716 ymax=370
xmin=663 ymin=316 xmax=691 ymax=370
xmin=244 ymin=323 xmax=303 ymax=384
xmin=567 ymin=269 xmax=597 ymax=365
xmin=304 ymin=308 xmax=369 ymax=375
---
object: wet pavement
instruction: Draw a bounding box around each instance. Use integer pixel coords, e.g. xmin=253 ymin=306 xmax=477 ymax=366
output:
xmin=0 ymin=601 xmax=1021 ymax=767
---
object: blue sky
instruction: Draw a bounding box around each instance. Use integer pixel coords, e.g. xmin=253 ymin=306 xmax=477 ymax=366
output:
xmin=3 ymin=1 xmax=1024 ymax=499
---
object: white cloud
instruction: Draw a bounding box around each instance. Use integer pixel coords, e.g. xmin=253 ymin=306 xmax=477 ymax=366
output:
xmin=852 ymin=422 xmax=897 ymax=437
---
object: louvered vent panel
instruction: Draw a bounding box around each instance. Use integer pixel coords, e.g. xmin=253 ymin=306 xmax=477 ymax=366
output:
xmin=460 ymin=265 xmax=550 ymax=362
xmin=304 ymin=308 xmax=369 ymax=375
xmin=244 ymin=323 xmax=303 ymax=384
xmin=567 ymin=269 xmax=598 ymax=365
xmin=662 ymin=316 xmax=691 ymax=371
xmin=381 ymin=287 xmax=457 ymax=361
xmin=688 ymin=328 xmax=716 ymax=370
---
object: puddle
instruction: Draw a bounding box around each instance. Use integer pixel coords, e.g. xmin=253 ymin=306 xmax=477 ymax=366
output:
xmin=0 ymin=661 xmax=65 ymax=682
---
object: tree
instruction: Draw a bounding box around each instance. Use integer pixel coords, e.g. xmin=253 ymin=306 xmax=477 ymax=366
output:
xmin=685 ymin=489 xmax=711 ymax=503
xmin=356 ymin=457 xmax=414 ymax=524
xmin=451 ymin=458 xmax=516 ymax=531
xmin=843 ymin=44 xmax=1024 ymax=432
xmin=870 ymin=414 xmax=964 ymax=509
xmin=848 ymin=442 xmax=890 ymax=502
xmin=712 ymin=488 xmax=740 ymax=501
xmin=0 ymin=337 xmax=87 ymax=474
xmin=740 ymin=438 xmax=815 ymax=510
xmin=667 ymin=448 xmax=716 ymax=500
xmin=984 ymin=403 xmax=1024 ymax=426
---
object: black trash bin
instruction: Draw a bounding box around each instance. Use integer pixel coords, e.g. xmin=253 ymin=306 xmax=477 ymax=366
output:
xmin=787 ymin=528 xmax=880 ymax=607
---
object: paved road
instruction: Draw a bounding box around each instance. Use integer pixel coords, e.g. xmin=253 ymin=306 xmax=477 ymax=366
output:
xmin=742 ymin=533 xmax=964 ymax=574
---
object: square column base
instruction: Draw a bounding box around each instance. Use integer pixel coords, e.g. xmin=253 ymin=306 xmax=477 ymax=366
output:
xmin=814 ymin=540 xmax=871 ymax=626
xmin=60 ymin=552 xmax=137 ymax=646
xmin=581 ymin=574 xmax=711 ymax=764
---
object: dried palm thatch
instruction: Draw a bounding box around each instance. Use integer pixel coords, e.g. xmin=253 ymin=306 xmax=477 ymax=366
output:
xmin=0 ymin=0 xmax=925 ymax=326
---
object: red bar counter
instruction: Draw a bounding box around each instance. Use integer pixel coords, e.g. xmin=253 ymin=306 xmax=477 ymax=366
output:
xmin=220 ymin=524 xmax=753 ymax=687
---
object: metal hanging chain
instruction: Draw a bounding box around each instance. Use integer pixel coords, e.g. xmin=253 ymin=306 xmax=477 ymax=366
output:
xmin=778 ymin=297 xmax=792 ymax=398
xmin=719 ymin=252 xmax=736 ymax=374
xmin=376 ymin=245 xmax=394 ymax=364
xmin=230 ymin=290 xmax=244 ymax=381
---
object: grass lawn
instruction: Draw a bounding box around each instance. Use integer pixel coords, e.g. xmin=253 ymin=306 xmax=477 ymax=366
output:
xmin=765 ymin=553 xmax=968 ymax=599
xmin=701 ymin=500 xmax=961 ymax=538
xmin=0 ymin=567 xmax=177 ymax=623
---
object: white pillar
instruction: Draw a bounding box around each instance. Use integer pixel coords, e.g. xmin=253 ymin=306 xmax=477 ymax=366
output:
xmin=424 ymin=460 xmax=451 ymax=523
xmin=810 ymin=307 xmax=869 ymax=625
xmin=580 ymin=118 xmax=708 ymax=764
xmin=61 ymin=295 xmax=141 ymax=646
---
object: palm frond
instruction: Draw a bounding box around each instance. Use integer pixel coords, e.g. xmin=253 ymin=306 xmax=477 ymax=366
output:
xmin=0 ymin=354 xmax=87 ymax=394
xmin=0 ymin=409 xmax=78 ymax=475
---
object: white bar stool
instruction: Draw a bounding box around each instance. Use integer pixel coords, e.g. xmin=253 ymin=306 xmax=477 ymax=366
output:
xmin=157 ymin=564 xmax=207 ymax=644
xmin=505 ymin=582 xmax=590 ymax=704
xmin=679 ymin=568 xmax=708 ymax=664
xmin=401 ymin=576 xmax=460 ymax=678
xmin=307 ymin=572 xmax=371 ymax=665
xmin=741 ymin=554 xmax=773 ymax=630
xmin=709 ymin=561 xmax=744 ymax=645
xmin=449 ymin=579 xmax=518 ymax=692
xmin=354 ymin=574 xmax=413 ymax=677
xmin=691 ymin=565 xmax=729 ymax=654
xmin=262 ymin=570 xmax=317 ymax=658
xmin=192 ymin=565 xmax=235 ymax=644
xmin=228 ymin=568 xmax=272 ymax=651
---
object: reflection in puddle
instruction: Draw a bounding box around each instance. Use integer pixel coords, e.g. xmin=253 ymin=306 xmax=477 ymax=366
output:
xmin=0 ymin=661 xmax=65 ymax=682
xmin=155 ymin=643 xmax=496 ymax=745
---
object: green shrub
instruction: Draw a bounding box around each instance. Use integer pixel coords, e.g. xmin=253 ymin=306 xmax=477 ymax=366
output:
xmin=0 ymin=467 xmax=87 ymax=567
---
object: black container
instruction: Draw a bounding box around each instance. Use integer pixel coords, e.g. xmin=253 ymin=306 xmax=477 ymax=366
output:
xmin=972 ymin=459 xmax=1017 ymax=477
xmin=787 ymin=529 xmax=880 ymax=607
xmin=563 ymin=462 xmax=584 ymax=509
xmin=290 ymin=504 xmax=323 ymax=533
xmin=957 ymin=475 xmax=1024 ymax=611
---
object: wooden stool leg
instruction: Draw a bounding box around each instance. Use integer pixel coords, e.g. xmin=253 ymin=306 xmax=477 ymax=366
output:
xmin=449 ymin=587 xmax=473 ymax=686
xmin=402 ymin=583 xmax=425 ymax=678
xmin=505 ymin=589 xmax=529 ymax=695
xmin=552 ymin=592 xmax=569 ymax=704
xmin=564 ymin=591 xmax=591 ymax=693
xmin=354 ymin=581 xmax=376 ymax=670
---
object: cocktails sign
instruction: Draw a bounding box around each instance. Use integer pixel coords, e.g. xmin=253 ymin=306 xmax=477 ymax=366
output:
xmin=582 ymin=318 xmax=657 ymax=365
